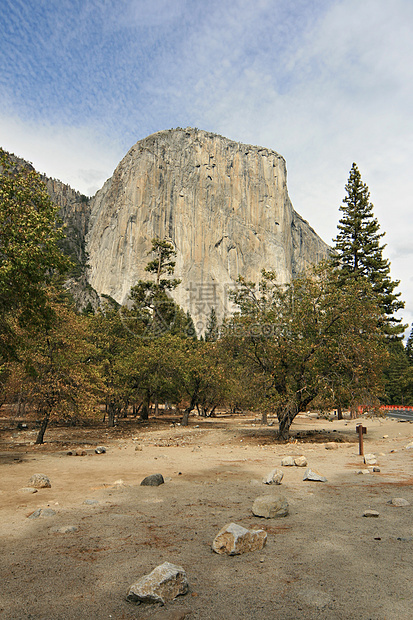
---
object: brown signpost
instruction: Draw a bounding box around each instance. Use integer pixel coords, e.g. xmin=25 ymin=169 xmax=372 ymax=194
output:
xmin=356 ymin=424 xmax=367 ymax=456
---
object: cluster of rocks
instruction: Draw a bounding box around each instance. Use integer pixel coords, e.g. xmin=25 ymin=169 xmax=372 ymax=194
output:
xmin=66 ymin=446 xmax=107 ymax=456
xmin=280 ymin=456 xmax=327 ymax=482
xmin=356 ymin=453 xmax=381 ymax=474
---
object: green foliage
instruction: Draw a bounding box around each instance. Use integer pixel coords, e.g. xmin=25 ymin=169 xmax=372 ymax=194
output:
xmin=223 ymin=263 xmax=386 ymax=438
xmin=333 ymin=163 xmax=404 ymax=338
xmin=3 ymin=288 xmax=100 ymax=443
xmin=126 ymin=238 xmax=182 ymax=337
xmin=406 ymin=325 xmax=413 ymax=365
xmin=0 ymin=150 xmax=70 ymax=320
xmin=205 ymin=307 xmax=219 ymax=342
xmin=383 ymin=340 xmax=413 ymax=406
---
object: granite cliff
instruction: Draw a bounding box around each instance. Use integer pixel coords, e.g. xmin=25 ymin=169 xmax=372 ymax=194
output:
xmin=86 ymin=128 xmax=329 ymax=329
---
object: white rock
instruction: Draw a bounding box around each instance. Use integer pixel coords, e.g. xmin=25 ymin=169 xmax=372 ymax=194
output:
xmin=252 ymin=495 xmax=289 ymax=518
xmin=18 ymin=487 xmax=38 ymax=494
xmin=405 ymin=442 xmax=413 ymax=450
xmin=363 ymin=510 xmax=379 ymax=517
xmin=303 ymin=468 xmax=327 ymax=482
xmin=28 ymin=474 xmax=51 ymax=488
xmin=364 ymin=454 xmax=377 ymax=465
xmin=126 ymin=562 xmax=188 ymax=605
xmin=281 ymin=456 xmax=294 ymax=466
xmin=212 ymin=523 xmax=267 ymax=555
xmin=356 ymin=469 xmax=371 ymax=475
xmin=262 ymin=469 xmax=283 ymax=485
xmin=294 ymin=456 xmax=308 ymax=467
xmin=388 ymin=498 xmax=410 ymax=507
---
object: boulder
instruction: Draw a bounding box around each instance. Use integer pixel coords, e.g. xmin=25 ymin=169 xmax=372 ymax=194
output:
xmin=388 ymin=498 xmax=410 ymax=507
xmin=28 ymin=508 xmax=56 ymax=519
xmin=325 ymin=442 xmax=339 ymax=450
xmin=95 ymin=446 xmax=106 ymax=454
xmin=364 ymin=453 xmax=377 ymax=465
xmin=140 ymin=474 xmax=165 ymax=487
xmin=50 ymin=525 xmax=78 ymax=533
xmin=262 ymin=469 xmax=283 ymax=485
xmin=294 ymin=456 xmax=307 ymax=467
xmin=303 ymin=468 xmax=327 ymax=482
xmin=212 ymin=522 xmax=267 ymax=555
xmin=18 ymin=487 xmax=38 ymax=494
xmin=252 ymin=495 xmax=289 ymax=518
xmin=363 ymin=510 xmax=379 ymax=517
xmin=356 ymin=469 xmax=371 ymax=475
xmin=281 ymin=456 xmax=294 ymax=466
xmin=28 ymin=474 xmax=51 ymax=488
xmin=126 ymin=562 xmax=188 ymax=605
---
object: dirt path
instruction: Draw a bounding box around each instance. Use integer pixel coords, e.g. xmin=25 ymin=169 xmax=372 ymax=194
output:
xmin=0 ymin=414 xmax=412 ymax=619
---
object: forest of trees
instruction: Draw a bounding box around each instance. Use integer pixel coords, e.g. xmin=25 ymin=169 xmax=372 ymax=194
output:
xmin=1 ymin=151 xmax=413 ymax=443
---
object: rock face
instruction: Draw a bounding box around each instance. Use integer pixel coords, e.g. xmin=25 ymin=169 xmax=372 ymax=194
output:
xmin=86 ymin=128 xmax=329 ymax=330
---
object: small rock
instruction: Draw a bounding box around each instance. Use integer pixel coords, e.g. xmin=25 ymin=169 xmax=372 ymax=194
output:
xmin=363 ymin=510 xmax=379 ymax=517
xmin=135 ymin=445 xmax=143 ymax=451
xmin=126 ymin=562 xmax=188 ymax=605
xmin=95 ymin=446 xmax=106 ymax=454
xmin=405 ymin=442 xmax=413 ymax=450
xmin=18 ymin=487 xmax=38 ymax=494
xmin=396 ymin=536 xmax=413 ymax=542
xmin=83 ymin=499 xmax=99 ymax=505
xmin=294 ymin=456 xmax=308 ymax=467
xmin=141 ymin=474 xmax=164 ymax=487
xmin=371 ymin=466 xmax=381 ymax=472
xmin=252 ymin=494 xmax=289 ymax=518
xmin=281 ymin=456 xmax=294 ymax=466
xmin=212 ymin=522 xmax=267 ymax=555
xmin=388 ymin=498 xmax=410 ymax=507
xmin=262 ymin=469 xmax=283 ymax=485
xmin=303 ymin=468 xmax=327 ymax=482
xmin=325 ymin=442 xmax=339 ymax=450
xmin=382 ymin=435 xmax=389 ymax=439
xmin=28 ymin=508 xmax=56 ymax=519
xmin=364 ymin=453 xmax=377 ymax=465
xmin=28 ymin=474 xmax=51 ymax=488
xmin=51 ymin=525 xmax=78 ymax=533
xmin=356 ymin=469 xmax=371 ymax=475
xmin=75 ymin=448 xmax=87 ymax=456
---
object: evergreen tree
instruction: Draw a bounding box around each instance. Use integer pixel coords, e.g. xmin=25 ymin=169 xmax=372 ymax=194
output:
xmin=205 ymin=307 xmax=219 ymax=342
xmin=406 ymin=325 xmax=413 ymax=364
xmin=126 ymin=238 xmax=181 ymax=337
xmin=333 ymin=163 xmax=404 ymax=337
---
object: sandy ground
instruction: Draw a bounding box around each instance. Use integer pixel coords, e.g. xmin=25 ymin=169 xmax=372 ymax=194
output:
xmin=0 ymin=413 xmax=412 ymax=620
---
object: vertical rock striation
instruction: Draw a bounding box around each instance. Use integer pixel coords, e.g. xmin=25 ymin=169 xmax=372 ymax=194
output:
xmin=86 ymin=128 xmax=329 ymax=329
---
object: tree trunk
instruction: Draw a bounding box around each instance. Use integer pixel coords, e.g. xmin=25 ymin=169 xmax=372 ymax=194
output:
xmin=277 ymin=410 xmax=295 ymax=441
xmin=35 ymin=410 xmax=50 ymax=444
xmin=337 ymin=404 xmax=343 ymax=420
xmin=107 ymin=402 xmax=116 ymax=427
xmin=181 ymin=407 xmax=191 ymax=426
xmin=140 ymin=391 xmax=150 ymax=420
xmin=261 ymin=411 xmax=268 ymax=425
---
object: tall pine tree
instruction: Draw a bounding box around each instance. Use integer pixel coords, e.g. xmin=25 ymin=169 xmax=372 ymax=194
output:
xmin=333 ymin=163 xmax=404 ymax=338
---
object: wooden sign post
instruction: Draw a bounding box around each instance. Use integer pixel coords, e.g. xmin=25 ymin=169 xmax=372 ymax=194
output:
xmin=356 ymin=424 xmax=367 ymax=456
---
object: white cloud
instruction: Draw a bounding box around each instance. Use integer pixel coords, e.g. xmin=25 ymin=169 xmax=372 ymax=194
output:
xmin=0 ymin=113 xmax=124 ymax=196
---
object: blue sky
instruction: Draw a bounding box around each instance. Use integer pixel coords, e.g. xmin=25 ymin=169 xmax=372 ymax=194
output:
xmin=1 ymin=0 xmax=412 ymax=332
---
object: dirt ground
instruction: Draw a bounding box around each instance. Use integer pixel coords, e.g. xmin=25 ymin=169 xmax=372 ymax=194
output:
xmin=0 ymin=412 xmax=412 ymax=620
